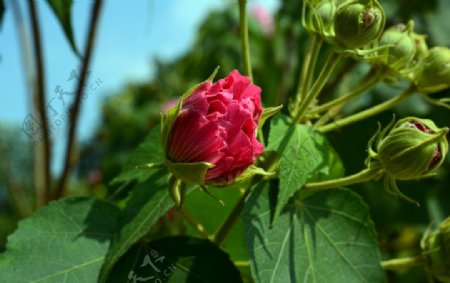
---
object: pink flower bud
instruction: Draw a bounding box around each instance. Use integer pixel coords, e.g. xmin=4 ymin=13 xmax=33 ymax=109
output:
xmin=166 ymin=70 xmax=264 ymax=186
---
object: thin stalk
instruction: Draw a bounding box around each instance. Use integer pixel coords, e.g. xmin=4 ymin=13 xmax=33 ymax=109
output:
xmin=27 ymin=0 xmax=52 ymax=207
xmin=296 ymin=34 xmax=323 ymax=103
xmin=238 ymin=0 xmax=253 ymax=80
xmin=318 ymin=85 xmax=417 ymax=133
xmin=212 ymin=188 xmax=251 ymax=246
xmin=234 ymin=261 xmax=250 ymax=268
xmin=309 ymin=67 xmax=384 ymax=115
xmin=382 ymin=255 xmax=425 ymax=271
xmin=180 ymin=206 xmax=210 ymax=238
xmin=303 ymin=166 xmax=383 ymax=191
xmin=55 ymin=0 xmax=103 ymax=199
xmin=293 ymin=51 xmax=342 ymax=124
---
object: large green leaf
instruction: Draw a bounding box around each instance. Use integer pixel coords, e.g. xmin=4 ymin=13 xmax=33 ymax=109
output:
xmin=0 ymin=197 xmax=120 ymax=283
xmin=45 ymin=0 xmax=80 ymax=57
xmin=106 ymin=236 xmax=242 ymax=283
xmin=111 ymin=127 xmax=164 ymax=184
xmin=244 ymin=184 xmax=385 ymax=283
xmin=100 ymin=170 xmax=176 ymax=281
xmin=268 ymin=114 xmax=338 ymax=222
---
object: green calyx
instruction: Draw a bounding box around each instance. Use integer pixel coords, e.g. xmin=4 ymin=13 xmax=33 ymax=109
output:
xmin=303 ymin=0 xmax=337 ymax=38
xmin=421 ymin=217 xmax=450 ymax=282
xmin=414 ymin=46 xmax=450 ymax=94
xmin=376 ymin=117 xmax=448 ymax=180
xmin=334 ymin=0 xmax=385 ymax=49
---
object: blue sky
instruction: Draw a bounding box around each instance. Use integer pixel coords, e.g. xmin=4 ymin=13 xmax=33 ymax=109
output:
xmin=0 ymin=0 xmax=278 ymax=173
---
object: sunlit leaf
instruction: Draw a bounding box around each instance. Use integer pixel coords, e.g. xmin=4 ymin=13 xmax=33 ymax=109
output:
xmin=0 ymin=197 xmax=120 ymax=283
xmin=268 ymin=114 xmax=338 ymax=222
xmin=244 ymin=184 xmax=385 ymax=283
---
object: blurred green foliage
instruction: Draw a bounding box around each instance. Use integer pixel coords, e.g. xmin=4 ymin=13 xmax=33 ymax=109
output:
xmin=78 ymin=1 xmax=450 ymax=282
xmin=1 ymin=0 xmax=450 ymax=281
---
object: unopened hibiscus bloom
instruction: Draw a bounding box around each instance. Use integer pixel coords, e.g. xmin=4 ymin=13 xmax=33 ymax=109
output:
xmin=164 ymin=69 xmax=264 ymax=186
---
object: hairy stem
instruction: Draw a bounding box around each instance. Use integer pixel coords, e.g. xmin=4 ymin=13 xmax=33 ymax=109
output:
xmin=318 ymin=85 xmax=417 ymax=133
xmin=296 ymin=34 xmax=323 ymax=103
xmin=238 ymin=0 xmax=253 ymax=80
xmin=55 ymin=0 xmax=103 ymax=199
xmin=303 ymin=166 xmax=383 ymax=191
xmin=382 ymin=255 xmax=426 ymax=271
xmin=180 ymin=206 xmax=210 ymax=238
xmin=293 ymin=51 xmax=341 ymax=124
xmin=212 ymin=188 xmax=251 ymax=246
xmin=27 ymin=0 xmax=52 ymax=207
xmin=309 ymin=67 xmax=384 ymax=115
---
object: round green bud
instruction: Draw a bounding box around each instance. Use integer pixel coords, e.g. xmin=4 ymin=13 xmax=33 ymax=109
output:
xmin=411 ymin=33 xmax=428 ymax=61
xmin=378 ymin=22 xmax=416 ymax=70
xmin=377 ymin=117 xmax=448 ymax=180
xmin=422 ymin=217 xmax=450 ymax=282
xmin=414 ymin=47 xmax=450 ymax=93
xmin=334 ymin=0 xmax=385 ymax=49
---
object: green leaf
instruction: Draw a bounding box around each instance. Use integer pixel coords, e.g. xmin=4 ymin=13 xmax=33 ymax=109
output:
xmin=0 ymin=197 xmax=120 ymax=283
xmin=167 ymin=160 xmax=214 ymax=185
xmin=268 ymin=114 xmax=338 ymax=222
xmin=259 ymin=105 xmax=283 ymax=131
xmin=106 ymin=236 xmax=242 ymax=283
xmin=244 ymin=184 xmax=385 ymax=283
xmin=100 ymin=170 xmax=178 ymax=281
xmin=0 ymin=0 xmax=5 ymax=30
xmin=111 ymin=127 xmax=164 ymax=184
xmin=45 ymin=0 xmax=80 ymax=57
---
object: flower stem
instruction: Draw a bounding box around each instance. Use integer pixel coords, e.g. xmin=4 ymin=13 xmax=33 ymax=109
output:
xmin=303 ymin=166 xmax=383 ymax=191
xmin=234 ymin=261 xmax=250 ymax=268
xmin=381 ymin=255 xmax=426 ymax=271
xmin=212 ymin=187 xmax=251 ymax=246
xmin=318 ymin=85 xmax=417 ymax=133
xmin=180 ymin=206 xmax=210 ymax=238
xmin=293 ymin=51 xmax=342 ymax=124
xmin=296 ymin=34 xmax=323 ymax=103
xmin=238 ymin=0 xmax=253 ymax=81
xmin=308 ymin=67 xmax=385 ymax=115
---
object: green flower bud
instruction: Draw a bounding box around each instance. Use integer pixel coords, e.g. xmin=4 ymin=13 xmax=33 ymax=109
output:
xmin=411 ymin=32 xmax=428 ymax=61
xmin=334 ymin=0 xmax=385 ymax=49
xmin=378 ymin=22 xmax=416 ymax=71
xmin=377 ymin=117 xmax=448 ymax=180
xmin=421 ymin=217 xmax=450 ymax=282
xmin=414 ymin=47 xmax=450 ymax=93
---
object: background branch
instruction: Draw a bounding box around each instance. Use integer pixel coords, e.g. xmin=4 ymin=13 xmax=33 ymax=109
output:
xmin=54 ymin=0 xmax=103 ymax=199
xmin=27 ymin=0 xmax=51 ymax=208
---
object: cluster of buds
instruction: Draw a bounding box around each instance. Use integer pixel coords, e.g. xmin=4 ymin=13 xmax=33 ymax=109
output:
xmin=303 ymin=0 xmax=450 ymax=98
xmin=303 ymin=0 xmax=385 ymax=48
xmin=421 ymin=217 xmax=450 ymax=282
xmin=367 ymin=117 xmax=448 ymax=204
